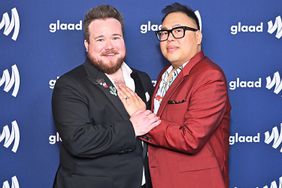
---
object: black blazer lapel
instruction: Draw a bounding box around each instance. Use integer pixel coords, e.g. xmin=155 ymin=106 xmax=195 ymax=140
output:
xmin=131 ymin=71 xmax=151 ymax=109
xmin=83 ymin=61 xmax=129 ymax=120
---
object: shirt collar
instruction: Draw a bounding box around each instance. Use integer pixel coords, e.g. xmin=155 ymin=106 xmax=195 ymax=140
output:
xmin=106 ymin=62 xmax=135 ymax=92
xmin=164 ymin=61 xmax=189 ymax=78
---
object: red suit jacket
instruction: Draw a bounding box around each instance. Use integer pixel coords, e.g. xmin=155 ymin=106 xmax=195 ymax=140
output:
xmin=141 ymin=52 xmax=231 ymax=188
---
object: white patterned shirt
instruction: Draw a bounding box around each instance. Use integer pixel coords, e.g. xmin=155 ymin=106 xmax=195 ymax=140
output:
xmin=154 ymin=62 xmax=188 ymax=114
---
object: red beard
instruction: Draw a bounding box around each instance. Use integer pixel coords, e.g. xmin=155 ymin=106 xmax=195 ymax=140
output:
xmin=87 ymin=49 xmax=124 ymax=74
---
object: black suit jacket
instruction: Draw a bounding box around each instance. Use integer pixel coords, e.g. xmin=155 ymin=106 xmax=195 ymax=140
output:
xmin=52 ymin=60 xmax=153 ymax=188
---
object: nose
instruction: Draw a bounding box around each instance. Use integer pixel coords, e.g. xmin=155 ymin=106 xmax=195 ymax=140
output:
xmin=167 ymin=31 xmax=174 ymax=41
xmin=105 ymin=39 xmax=113 ymax=49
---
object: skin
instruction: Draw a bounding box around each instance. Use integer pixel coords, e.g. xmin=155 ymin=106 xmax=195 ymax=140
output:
xmin=117 ymin=83 xmax=146 ymax=116
xmin=160 ymin=12 xmax=202 ymax=68
xmin=84 ymin=17 xmax=160 ymax=136
xmin=84 ymin=18 xmax=126 ymax=74
xmin=118 ymin=12 xmax=203 ymax=115
xmin=118 ymin=12 xmax=203 ymax=113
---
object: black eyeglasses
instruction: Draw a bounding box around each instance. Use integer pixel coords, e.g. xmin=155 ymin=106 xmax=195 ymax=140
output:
xmin=155 ymin=26 xmax=198 ymax=42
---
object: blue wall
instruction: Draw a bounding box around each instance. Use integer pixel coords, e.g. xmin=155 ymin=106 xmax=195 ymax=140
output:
xmin=1 ymin=0 xmax=282 ymax=187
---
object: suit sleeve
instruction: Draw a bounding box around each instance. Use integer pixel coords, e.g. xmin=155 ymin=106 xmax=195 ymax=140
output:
xmin=143 ymin=69 xmax=229 ymax=154
xmin=52 ymin=76 xmax=137 ymax=158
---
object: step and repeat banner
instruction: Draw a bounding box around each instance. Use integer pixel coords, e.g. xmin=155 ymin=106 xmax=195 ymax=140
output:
xmin=1 ymin=0 xmax=282 ymax=187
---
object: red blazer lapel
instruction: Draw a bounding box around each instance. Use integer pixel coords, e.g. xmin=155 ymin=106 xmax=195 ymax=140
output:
xmin=151 ymin=66 xmax=168 ymax=113
xmin=156 ymin=72 xmax=185 ymax=116
xmin=153 ymin=51 xmax=205 ymax=117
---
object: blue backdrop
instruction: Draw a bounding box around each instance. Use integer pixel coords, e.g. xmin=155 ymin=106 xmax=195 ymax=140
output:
xmin=1 ymin=0 xmax=282 ymax=187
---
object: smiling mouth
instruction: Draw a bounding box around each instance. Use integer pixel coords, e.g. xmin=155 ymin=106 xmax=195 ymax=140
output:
xmin=103 ymin=53 xmax=116 ymax=56
xmin=101 ymin=50 xmax=118 ymax=56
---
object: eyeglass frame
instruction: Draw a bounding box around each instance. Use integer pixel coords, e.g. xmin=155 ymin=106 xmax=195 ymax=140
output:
xmin=155 ymin=26 xmax=198 ymax=42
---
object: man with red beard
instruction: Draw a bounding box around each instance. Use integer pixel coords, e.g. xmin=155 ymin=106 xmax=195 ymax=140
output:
xmin=52 ymin=5 xmax=160 ymax=188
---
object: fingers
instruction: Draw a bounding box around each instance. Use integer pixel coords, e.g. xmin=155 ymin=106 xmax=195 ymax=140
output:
xmin=152 ymin=120 xmax=161 ymax=127
xmin=143 ymin=111 xmax=160 ymax=128
xmin=142 ymin=110 xmax=152 ymax=116
xmin=131 ymin=110 xmax=151 ymax=120
xmin=117 ymin=84 xmax=136 ymax=99
xmin=146 ymin=119 xmax=161 ymax=133
xmin=146 ymin=112 xmax=157 ymax=119
xmin=117 ymin=84 xmax=145 ymax=105
xmin=117 ymin=84 xmax=129 ymax=96
xmin=117 ymin=88 xmax=127 ymax=100
xmin=117 ymin=84 xmax=127 ymax=99
xmin=130 ymin=110 xmax=161 ymax=136
xmin=145 ymin=114 xmax=160 ymax=127
xmin=117 ymin=85 xmax=136 ymax=104
xmin=117 ymin=84 xmax=147 ymax=116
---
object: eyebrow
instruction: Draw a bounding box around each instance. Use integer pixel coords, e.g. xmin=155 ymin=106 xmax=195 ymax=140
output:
xmin=112 ymin=34 xmax=122 ymax=37
xmin=94 ymin=33 xmax=122 ymax=39
xmin=93 ymin=35 xmax=104 ymax=40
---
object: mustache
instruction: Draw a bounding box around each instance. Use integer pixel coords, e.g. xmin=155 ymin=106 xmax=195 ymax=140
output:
xmin=101 ymin=49 xmax=119 ymax=56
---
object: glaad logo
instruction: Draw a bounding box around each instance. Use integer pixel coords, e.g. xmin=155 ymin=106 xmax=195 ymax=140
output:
xmin=266 ymin=71 xmax=282 ymax=95
xmin=140 ymin=10 xmax=202 ymax=34
xmin=230 ymin=15 xmax=282 ymax=39
xmin=0 ymin=8 xmax=20 ymax=41
xmin=140 ymin=21 xmax=161 ymax=34
xmin=0 ymin=120 xmax=20 ymax=153
xmin=262 ymin=176 xmax=282 ymax=188
xmin=235 ymin=176 xmax=282 ymax=188
xmin=49 ymin=132 xmax=62 ymax=144
xmin=267 ymin=16 xmax=282 ymax=39
xmin=229 ymin=77 xmax=262 ymax=90
xmin=229 ymin=72 xmax=282 ymax=97
xmin=230 ymin=123 xmax=282 ymax=152
xmin=2 ymin=176 xmax=19 ymax=188
xmin=49 ymin=76 xmax=59 ymax=89
xmin=0 ymin=64 xmax=20 ymax=97
xmin=229 ymin=133 xmax=260 ymax=145
xmin=264 ymin=123 xmax=282 ymax=153
xmin=230 ymin=22 xmax=263 ymax=35
xmin=49 ymin=20 xmax=82 ymax=33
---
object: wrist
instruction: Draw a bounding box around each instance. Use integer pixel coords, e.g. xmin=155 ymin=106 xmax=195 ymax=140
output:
xmin=130 ymin=110 xmax=144 ymax=117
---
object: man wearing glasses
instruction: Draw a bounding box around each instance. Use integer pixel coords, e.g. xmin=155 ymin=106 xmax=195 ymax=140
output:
xmin=140 ymin=2 xmax=230 ymax=188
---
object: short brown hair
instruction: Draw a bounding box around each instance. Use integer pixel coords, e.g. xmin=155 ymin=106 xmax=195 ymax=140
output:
xmin=83 ymin=5 xmax=124 ymax=41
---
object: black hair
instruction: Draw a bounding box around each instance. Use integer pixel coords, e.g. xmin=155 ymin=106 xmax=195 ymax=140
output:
xmin=161 ymin=2 xmax=199 ymax=29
